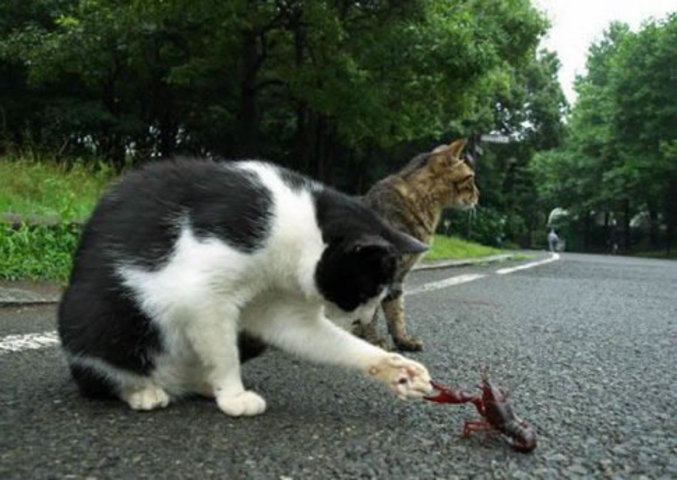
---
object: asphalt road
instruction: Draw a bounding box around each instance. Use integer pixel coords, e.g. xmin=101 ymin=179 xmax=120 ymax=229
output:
xmin=1 ymin=253 xmax=676 ymax=479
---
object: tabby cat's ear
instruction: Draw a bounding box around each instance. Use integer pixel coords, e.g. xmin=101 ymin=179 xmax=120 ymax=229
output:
xmin=431 ymin=138 xmax=467 ymax=161
xmin=447 ymin=138 xmax=468 ymax=159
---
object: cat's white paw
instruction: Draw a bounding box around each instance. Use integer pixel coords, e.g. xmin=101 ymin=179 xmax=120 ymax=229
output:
xmin=368 ymin=353 xmax=432 ymax=400
xmin=122 ymin=385 xmax=170 ymax=411
xmin=216 ymin=390 xmax=267 ymax=417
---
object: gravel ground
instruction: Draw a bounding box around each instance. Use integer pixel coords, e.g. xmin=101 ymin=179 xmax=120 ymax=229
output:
xmin=1 ymin=253 xmax=675 ymax=479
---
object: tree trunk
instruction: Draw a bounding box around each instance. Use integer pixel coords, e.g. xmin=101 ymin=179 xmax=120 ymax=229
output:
xmin=324 ymin=132 xmax=336 ymax=184
xmin=237 ymin=30 xmax=260 ymax=157
xmin=314 ymin=115 xmax=327 ymax=181
xmin=583 ymin=211 xmax=591 ymax=250
xmin=665 ymin=180 xmax=677 ymax=256
xmin=648 ymin=206 xmax=659 ymax=249
xmin=291 ymin=19 xmax=308 ymax=173
xmin=623 ymin=199 xmax=631 ymax=253
xmin=101 ymin=133 xmax=125 ymax=171
xmin=159 ymin=115 xmax=177 ymax=158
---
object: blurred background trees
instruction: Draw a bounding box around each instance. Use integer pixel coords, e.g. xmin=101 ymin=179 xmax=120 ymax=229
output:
xmin=531 ymin=15 xmax=677 ymax=254
xmin=1 ymin=1 xmax=674 ymax=254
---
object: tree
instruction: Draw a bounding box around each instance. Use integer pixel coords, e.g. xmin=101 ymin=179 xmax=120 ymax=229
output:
xmin=531 ymin=16 xmax=677 ymax=253
xmin=2 ymin=0 xmax=549 ymax=179
xmin=609 ymin=14 xmax=677 ymax=250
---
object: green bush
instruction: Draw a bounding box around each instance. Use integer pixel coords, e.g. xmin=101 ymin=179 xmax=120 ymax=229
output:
xmin=442 ymin=207 xmax=509 ymax=247
xmin=0 ymin=223 xmax=81 ymax=281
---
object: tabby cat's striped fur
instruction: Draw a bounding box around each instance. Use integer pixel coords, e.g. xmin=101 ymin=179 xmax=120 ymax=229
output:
xmin=357 ymin=139 xmax=479 ymax=351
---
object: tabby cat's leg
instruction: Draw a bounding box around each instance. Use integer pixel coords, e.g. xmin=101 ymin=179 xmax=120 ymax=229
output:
xmin=383 ymin=292 xmax=423 ymax=352
xmin=351 ymin=312 xmax=390 ymax=351
xmin=185 ymin=304 xmax=266 ymax=417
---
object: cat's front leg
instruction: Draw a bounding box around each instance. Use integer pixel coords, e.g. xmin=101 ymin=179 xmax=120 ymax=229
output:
xmin=243 ymin=300 xmax=432 ymax=400
xmin=185 ymin=304 xmax=266 ymax=417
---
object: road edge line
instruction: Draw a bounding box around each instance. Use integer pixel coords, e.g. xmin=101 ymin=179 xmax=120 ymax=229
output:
xmin=495 ymin=253 xmax=560 ymax=275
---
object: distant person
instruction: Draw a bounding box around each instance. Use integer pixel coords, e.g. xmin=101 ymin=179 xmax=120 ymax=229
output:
xmin=547 ymin=229 xmax=559 ymax=252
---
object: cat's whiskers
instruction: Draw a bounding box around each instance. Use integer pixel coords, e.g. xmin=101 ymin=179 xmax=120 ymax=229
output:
xmin=466 ymin=205 xmax=477 ymax=223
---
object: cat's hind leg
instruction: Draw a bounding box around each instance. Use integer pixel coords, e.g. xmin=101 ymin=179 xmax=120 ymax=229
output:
xmin=68 ymin=356 xmax=170 ymax=411
xmin=69 ymin=363 xmax=117 ymax=399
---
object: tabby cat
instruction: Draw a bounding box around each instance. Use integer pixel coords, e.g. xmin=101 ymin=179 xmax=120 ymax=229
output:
xmin=356 ymin=139 xmax=479 ymax=351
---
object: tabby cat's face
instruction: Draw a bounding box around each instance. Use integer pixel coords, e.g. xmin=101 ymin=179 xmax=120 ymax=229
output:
xmin=446 ymin=158 xmax=479 ymax=210
xmin=429 ymin=140 xmax=479 ymax=210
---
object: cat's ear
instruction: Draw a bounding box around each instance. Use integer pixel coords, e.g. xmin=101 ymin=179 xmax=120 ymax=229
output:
xmin=430 ymin=138 xmax=467 ymax=167
xmin=351 ymin=231 xmax=427 ymax=256
xmin=380 ymin=227 xmax=429 ymax=255
xmin=349 ymin=235 xmax=393 ymax=256
xmin=447 ymin=138 xmax=467 ymax=159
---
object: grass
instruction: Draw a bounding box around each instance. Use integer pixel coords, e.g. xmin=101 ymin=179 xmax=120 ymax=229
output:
xmin=0 ymin=223 xmax=80 ymax=282
xmin=0 ymin=156 xmax=113 ymax=281
xmin=0 ymin=157 xmax=503 ymax=280
xmin=424 ymin=234 xmax=503 ymax=261
xmin=0 ymin=157 xmax=112 ymax=221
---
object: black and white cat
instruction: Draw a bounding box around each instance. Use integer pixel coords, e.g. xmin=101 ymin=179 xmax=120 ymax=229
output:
xmin=58 ymin=159 xmax=432 ymax=416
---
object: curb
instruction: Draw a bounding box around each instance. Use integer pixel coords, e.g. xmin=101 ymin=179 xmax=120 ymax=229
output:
xmin=413 ymin=253 xmax=514 ymax=271
xmin=0 ymin=288 xmax=61 ymax=306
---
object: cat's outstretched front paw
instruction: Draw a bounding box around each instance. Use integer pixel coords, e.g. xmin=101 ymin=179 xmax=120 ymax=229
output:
xmin=368 ymin=353 xmax=432 ymax=399
xmin=216 ymin=390 xmax=267 ymax=417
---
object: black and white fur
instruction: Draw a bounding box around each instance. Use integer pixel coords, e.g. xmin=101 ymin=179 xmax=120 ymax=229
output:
xmin=58 ymin=159 xmax=432 ymax=416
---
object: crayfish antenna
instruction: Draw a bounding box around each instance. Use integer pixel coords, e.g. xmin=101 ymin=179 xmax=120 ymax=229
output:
xmin=478 ymin=363 xmax=490 ymax=382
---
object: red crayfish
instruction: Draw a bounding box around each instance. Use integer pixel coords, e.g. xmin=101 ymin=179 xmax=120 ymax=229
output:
xmin=424 ymin=371 xmax=537 ymax=453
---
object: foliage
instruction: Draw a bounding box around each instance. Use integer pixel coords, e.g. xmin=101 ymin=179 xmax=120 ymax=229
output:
xmin=530 ymin=15 xmax=677 ymax=253
xmin=1 ymin=0 xmax=550 ymax=178
xmin=0 ymin=222 xmax=80 ymax=281
xmin=0 ymin=156 xmax=112 ymax=221
xmin=0 ymin=0 xmax=571 ymax=271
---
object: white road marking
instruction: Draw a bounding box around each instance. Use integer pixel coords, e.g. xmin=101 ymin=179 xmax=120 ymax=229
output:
xmin=495 ymin=252 xmax=560 ymax=275
xmin=0 ymin=331 xmax=59 ymax=354
xmin=406 ymin=273 xmax=486 ymax=296
xmin=0 ymin=254 xmax=562 ymax=354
